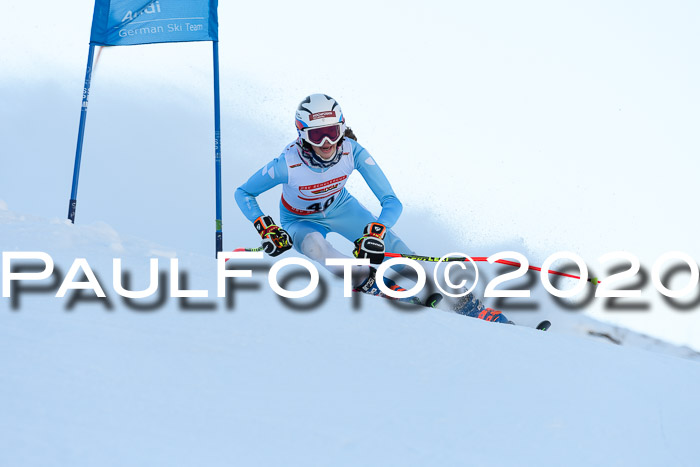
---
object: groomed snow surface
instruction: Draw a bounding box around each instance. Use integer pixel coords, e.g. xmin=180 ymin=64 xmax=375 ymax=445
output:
xmin=1 ymin=206 xmax=699 ymax=467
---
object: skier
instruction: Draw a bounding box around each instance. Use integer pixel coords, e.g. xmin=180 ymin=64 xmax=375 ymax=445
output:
xmin=234 ymin=93 xmax=511 ymax=322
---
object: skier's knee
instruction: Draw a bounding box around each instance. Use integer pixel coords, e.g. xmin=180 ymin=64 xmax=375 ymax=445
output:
xmin=300 ymin=232 xmax=328 ymax=262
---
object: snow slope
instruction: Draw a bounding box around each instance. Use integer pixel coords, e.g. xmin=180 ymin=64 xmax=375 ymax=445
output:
xmin=2 ymin=206 xmax=700 ymax=467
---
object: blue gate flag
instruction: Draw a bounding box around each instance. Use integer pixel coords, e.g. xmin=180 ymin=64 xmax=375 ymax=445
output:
xmin=90 ymin=0 xmax=218 ymax=46
xmin=71 ymin=0 xmax=224 ymax=255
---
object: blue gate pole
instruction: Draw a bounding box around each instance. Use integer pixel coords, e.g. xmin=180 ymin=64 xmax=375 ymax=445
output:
xmin=68 ymin=44 xmax=96 ymax=223
xmin=213 ymin=41 xmax=223 ymax=256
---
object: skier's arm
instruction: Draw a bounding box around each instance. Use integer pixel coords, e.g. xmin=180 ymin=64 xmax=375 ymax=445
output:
xmin=234 ymin=156 xmax=289 ymax=222
xmin=351 ymin=140 xmax=403 ymax=228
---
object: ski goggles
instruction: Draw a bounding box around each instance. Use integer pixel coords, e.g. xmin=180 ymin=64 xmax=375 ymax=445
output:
xmin=300 ymin=124 xmax=343 ymax=147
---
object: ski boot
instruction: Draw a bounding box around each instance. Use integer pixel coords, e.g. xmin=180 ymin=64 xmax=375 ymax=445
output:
xmin=453 ymin=292 xmax=512 ymax=324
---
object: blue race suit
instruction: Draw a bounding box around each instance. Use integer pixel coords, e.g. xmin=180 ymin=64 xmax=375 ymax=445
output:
xmin=235 ymin=138 xmax=412 ymax=256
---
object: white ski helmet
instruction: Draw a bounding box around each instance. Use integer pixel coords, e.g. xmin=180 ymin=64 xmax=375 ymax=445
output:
xmin=295 ymin=94 xmax=347 ymax=147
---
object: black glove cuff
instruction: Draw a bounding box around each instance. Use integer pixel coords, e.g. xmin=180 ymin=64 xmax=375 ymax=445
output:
xmin=363 ymin=222 xmax=387 ymax=239
xmin=254 ymin=215 xmax=277 ymax=237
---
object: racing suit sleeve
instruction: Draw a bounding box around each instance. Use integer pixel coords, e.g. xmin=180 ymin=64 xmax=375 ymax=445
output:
xmin=351 ymin=139 xmax=403 ymax=228
xmin=234 ymin=155 xmax=289 ymax=222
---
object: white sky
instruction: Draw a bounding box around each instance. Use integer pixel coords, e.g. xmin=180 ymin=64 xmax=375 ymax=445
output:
xmin=1 ymin=0 xmax=700 ymax=348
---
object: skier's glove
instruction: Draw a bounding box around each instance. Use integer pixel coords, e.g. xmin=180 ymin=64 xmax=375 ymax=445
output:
xmin=353 ymin=222 xmax=387 ymax=265
xmin=254 ymin=215 xmax=293 ymax=257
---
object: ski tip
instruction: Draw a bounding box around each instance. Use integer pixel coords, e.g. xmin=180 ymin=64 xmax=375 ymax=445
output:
xmin=425 ymin=292 xmax=443 ymax=308
xmin=536 ymin=320 xmax=552 ymax=331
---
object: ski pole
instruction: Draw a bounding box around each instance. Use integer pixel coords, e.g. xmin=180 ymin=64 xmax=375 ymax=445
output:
xmin=231 ymin=248 xmax=600 ymax=284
